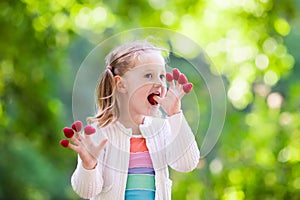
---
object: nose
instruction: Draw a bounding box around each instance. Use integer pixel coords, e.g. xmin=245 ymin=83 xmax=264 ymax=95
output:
xmin=153 ymin=78 xmax=166 ymax=96
xmin=153 ymin=83 xmax=162 ymax=89
xmin=153 ymin=77 xmax=164 ymax=87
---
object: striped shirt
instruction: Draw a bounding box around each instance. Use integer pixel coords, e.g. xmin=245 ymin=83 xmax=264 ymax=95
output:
xmin=125 ymin=136 xmax=155 ymax=200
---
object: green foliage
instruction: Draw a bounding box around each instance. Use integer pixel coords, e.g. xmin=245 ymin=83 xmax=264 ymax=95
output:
xmin=1 ymin=0 xmax=300 ymax=199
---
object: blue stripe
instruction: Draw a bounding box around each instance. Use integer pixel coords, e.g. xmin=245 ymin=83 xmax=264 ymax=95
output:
xmin=125 ymin=189 xmax=155 ymax=200
xmin=128 ymin=167 xmax=155 ymax=175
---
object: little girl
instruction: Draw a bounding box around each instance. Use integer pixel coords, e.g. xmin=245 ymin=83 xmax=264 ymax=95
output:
xmin=61 ymin=40 xmax=200 ymax=199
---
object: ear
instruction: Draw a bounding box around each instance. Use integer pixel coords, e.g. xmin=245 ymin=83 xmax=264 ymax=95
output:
xmin=114 ymin=75 xmax=127 ymax=93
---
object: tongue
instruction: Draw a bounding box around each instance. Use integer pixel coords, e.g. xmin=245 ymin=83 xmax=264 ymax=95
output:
xmin=148 ymin=94 xmax=159 ymax=105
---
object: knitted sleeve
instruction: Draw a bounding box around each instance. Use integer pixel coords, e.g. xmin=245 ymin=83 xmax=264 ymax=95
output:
xmin=165 ymin=111 xmax=200 ymax=172
xmin=71 ymin=156 xmax=104 ymax=199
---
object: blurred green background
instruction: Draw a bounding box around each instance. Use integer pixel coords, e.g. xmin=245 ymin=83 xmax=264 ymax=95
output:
xmin=1 ymin=0 xmax=300 ymax=199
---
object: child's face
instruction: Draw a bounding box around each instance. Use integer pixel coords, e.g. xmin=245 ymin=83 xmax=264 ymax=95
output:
xmin=121 ymin=52 xmax=167 ymax=117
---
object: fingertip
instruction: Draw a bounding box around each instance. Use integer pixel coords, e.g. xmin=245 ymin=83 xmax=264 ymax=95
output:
xmin=60 ymin=139 xmax=69 ymax=148
xmin=183 ymin=83 xmax=193 ymax=93
xmin=72 ymin=120 xmax=82 ymax=132
xmin=172 ymin=68 xmax=181 ymax=80
xmin=84 ymin=125 xmax=96 ymax=135
xmin=102 ymin=138 xmax=108 ymax=144
xmin=178 ymin=74 xmax=188 ymax=85
xmin=166 ymin=73 xmax=174 ymax=82
xmin=63 ymin=127 xmax=74 ymax=138
xmin=153 ymin=95 xmax=161 ymax=103
xmin=97 ymin=138 xmax=108 ymax=151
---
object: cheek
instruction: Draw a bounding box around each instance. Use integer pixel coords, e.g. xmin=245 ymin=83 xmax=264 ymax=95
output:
xmin=161 ymin=86 xmax=167 ymax=97
xmin=129 ymin=85 xmax=151 ymax=100
xmin=128 ymin=80 xmax=149 ymax=94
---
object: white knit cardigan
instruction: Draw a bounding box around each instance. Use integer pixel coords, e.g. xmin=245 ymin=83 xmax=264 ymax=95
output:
xmin=71 ymin=112 xmax=200 ymax=200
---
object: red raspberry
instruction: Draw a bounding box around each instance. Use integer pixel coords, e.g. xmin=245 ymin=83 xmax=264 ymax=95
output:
xmin=183 ymin=83 xmax=193 ymax=94
xmin=60 ymin=140 xmax=69 ymax=148
xmin=166 ymin=73 xmax=174 ymax=82
xmin=178 ymin=74 xmax=188 ymax=84
xmin=63 ymin=127 xmax=74 ymax=138
xmin=172 ymin=68 xmax=180 ymax=80
xmin=84 ymin=125 xmax=96 ymax=135
xmin=72 ymin=120 xmax=82 ymax=132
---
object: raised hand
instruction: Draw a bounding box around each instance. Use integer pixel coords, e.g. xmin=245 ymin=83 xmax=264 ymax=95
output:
xmin=154 ymin=68 xmax=193 ymax=116
xmin=60 ymin=120 xmax=108 ymax=170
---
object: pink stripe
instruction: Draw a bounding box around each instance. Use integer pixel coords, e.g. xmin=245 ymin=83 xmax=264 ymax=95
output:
xmin=129 ymin=151 xmax=153 ymax=168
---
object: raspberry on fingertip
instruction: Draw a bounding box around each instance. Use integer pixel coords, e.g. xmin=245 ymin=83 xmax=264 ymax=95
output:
xmin=178 ymin=74 xmax=188 ymax=84
xmin=172 ymin=68 xmax=180 ymax=80
xmin=183 ymin=83 xmax=193 ymax=94
xmin=72 ymin=120 xmax=82 ymax=132
xmin=63 ymin=127 xmax=74 ymax=138
xmin=60 ymin=139 xmax=69 ymax=148
xmin=166 ymin=73 xmax=174 ymax=82
xmin=84 ymin=125 xmax=96 ymax=135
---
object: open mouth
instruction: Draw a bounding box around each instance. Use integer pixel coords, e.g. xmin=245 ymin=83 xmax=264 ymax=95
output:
xmin=147 ymin=93 xmax=160 ymax=105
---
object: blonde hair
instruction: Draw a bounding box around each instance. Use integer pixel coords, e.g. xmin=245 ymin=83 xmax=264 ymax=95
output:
xmin=88 ymin=40 xmax=165 ymax=127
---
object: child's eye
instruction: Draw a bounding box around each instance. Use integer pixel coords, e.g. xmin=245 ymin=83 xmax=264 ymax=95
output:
xmin=145 ymin=73 xmax=152 ymax=78
xmin=160 ymin=74 xmax=166 ymax=80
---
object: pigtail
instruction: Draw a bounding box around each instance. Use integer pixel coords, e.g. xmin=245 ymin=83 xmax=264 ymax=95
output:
xmin=87 ymin=68 xmax=118 ymax=127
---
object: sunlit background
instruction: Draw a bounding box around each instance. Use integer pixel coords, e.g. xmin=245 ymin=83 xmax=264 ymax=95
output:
xmin=1 ymin=0 xmax=300 ymax=199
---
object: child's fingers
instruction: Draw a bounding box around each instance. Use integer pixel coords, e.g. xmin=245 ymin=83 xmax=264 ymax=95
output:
xmin=153 ymin=95 xmax=163 ymax=105
xmin=84 ymin=125 xmax=96 ymax=135
xmin=60 ymin=139 xmax=80 ymax=153
xmin=68 ymin=142 xmax=80 ymax=153
xmin=178 ymin=74 xmax=188 ymax=85
xmin=82 ymin=125 xmax=96 ymax=145
xmin=96 ymin=138 xmax=108 ymax=152
xmin=172 ymin=68 xmax=189 ymax=88
xmin=71 ymin=120 xmax=82 ymax=132
xmin=60 ymin=139 xmax=69 ymax=148
xmin=63 ymin=127 xmax=74 ymax=138
xmin=84 ymin=138 xmax=107 ymax=159
xmin=183 ymin=83 xmax=193 ymax=94
xmin=61 ymin=123 xmax=106 ymax=159
xmin=166 ymin=73 xmax=175 ymax=87
xmin=175 ymin=73 xmax=193 ymax=93
xmin=172 ymin=68 xmax=180 ymax=81
xmin=70 ymin=133 xmax=82 ymax=146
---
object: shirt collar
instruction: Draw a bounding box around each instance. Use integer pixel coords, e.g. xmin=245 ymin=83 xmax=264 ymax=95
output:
xmin=114 ymin=116 xmax=164 ymax=138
